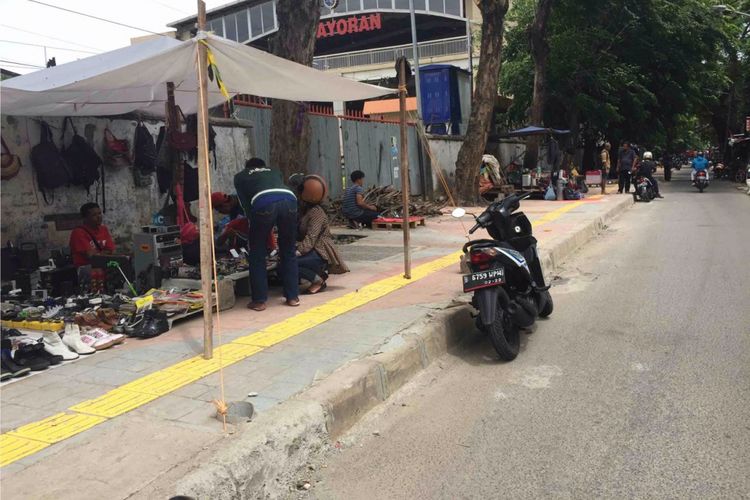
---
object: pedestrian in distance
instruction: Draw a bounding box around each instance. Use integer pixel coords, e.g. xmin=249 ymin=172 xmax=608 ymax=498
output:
xmin=617 ymin=141 xmax=637 ymax=194
xmin=600 ymin=142 xmax=611 ymax=194
xmin=234 ymin=157 xmax=299 ymax=311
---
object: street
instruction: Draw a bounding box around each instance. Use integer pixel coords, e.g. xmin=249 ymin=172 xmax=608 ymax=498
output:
xmin=308 ymin=170 xmax=750 ymax=499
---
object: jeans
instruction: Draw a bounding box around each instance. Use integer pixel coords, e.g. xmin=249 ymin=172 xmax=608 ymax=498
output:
xmin=298 ymin=250 xmax=327 ymax=283
xmin=618 ymin=170 xmax=631 ymax=193
xmin=350 ymin=209 xmax=379 ymax=228
xmin=248 ymin=198 xmax=298 ymax=303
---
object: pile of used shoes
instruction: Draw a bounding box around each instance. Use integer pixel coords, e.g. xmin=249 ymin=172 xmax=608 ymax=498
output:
xmin=1 ymin=327 xmax=80 ymax=381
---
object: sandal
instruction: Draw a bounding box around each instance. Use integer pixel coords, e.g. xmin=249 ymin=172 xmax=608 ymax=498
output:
xmin=247 ymin=302 xmax=266 ymax=311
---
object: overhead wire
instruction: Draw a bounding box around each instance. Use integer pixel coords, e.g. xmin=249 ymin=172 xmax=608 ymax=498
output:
xmin=27 ymin=0 xmax=170 ymax=36
xmin=0 ymin=58 xmax=44 ymax=68
xmin=0 ymin=39 xmax=99 ymax=54
xmin=0 ymin=23 xmax=102 ymax=51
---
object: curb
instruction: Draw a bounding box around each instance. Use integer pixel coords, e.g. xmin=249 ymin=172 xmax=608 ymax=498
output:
xmin=170 ymin=196 xmax=633 ymax=499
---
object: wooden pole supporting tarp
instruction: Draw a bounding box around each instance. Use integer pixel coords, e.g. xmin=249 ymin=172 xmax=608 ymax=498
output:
xmin=398 ymin=57 xmax=412 ymax=280
xmin=196 ymin=0 xmax=214 ymax=359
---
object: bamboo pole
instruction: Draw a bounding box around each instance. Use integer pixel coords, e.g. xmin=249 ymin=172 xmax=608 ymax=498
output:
xmin=398 ymin=57 xmax=412 ymax=279
xmin=196 ymin=0 xmax=213 ymax=359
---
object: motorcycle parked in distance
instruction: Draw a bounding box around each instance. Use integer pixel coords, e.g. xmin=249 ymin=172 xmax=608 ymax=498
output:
xmin=694 ymin=170 xmax=709 ymax=193
xmin=633 ymin=174 xmax=656 ymax=202
xmin=453 ymin=194 xmax=553 ymax=361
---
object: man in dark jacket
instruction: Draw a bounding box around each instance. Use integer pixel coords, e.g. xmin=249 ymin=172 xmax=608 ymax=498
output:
xmin=635 ymin=151 xmax=663 ymax=198
xmin=617 ymin=142 xmax=637 ymax=194
xmin=234 ymin=158 xmax=299 ymax=310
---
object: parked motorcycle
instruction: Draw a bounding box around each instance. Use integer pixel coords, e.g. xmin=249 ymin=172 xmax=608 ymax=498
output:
xmin=453 ymin=194 xmax=553 ymax=361
xmin=633 ymin=174 xmax=656 ymax=202
xmin=694 ymin=170 xmax=709 ymax=193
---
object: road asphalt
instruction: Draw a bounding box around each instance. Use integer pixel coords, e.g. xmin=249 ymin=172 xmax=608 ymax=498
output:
xmin=306 ymin=170 xmax=750 ymax=499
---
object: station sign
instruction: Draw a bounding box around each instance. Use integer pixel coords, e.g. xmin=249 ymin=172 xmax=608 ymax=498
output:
xmin=317 ymin=13 xmax=383 ymax=39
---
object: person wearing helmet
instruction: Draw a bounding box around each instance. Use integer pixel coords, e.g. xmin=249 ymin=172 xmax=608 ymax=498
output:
xmin=691 ymin=151 xmax=709 ymax=184
xmin=635 ymin=151 xmax=663 ymax=198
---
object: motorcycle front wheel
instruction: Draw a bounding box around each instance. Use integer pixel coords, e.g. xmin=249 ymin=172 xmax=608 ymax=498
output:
xmin=537 ymin=290 xmax=554 ymax=318
xmin=489 ymin=309 xmax=520 ymax=361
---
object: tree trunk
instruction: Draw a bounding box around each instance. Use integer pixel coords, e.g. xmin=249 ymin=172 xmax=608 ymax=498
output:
xmin=269 ymin=0 xmax=321 ymax=179
xmin=454 ymin=0 xmax=510 ymax=204
xmin=524 ymin=0 xmax=556 ymax=171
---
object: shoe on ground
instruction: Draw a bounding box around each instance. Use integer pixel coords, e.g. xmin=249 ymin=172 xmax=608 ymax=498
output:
xmin=0 ymin=356 xmax=30 ymax=378
xmin=13 ymin=342 xmax=51 ymax=371
xmin=43 ymin=331 xmax=79 ymax=361
xmin=656 ymin=194 xmax=664 ymax=198
xmin=84 ymin=328 xmax=124 ymax=350
xmin=62 ymin=324 xmax=96 ymax=355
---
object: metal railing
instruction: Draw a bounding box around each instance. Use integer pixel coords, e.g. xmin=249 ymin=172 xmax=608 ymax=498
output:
xmin=313 ymin=36 xmax=468 ymax=71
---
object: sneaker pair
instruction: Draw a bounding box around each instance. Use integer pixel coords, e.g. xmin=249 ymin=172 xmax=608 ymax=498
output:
xmin=81 ymin=327 xmax=125 ymax=350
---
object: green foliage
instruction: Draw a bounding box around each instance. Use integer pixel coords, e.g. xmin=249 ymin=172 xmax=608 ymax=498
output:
xmin=500 ymin=0 xmax=749 ymax=152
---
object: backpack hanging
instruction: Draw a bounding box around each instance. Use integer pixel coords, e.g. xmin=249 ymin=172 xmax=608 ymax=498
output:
xmin=103 ymin=128 xmax=131 ymax=167
xmin=133 ymin=121 xmax=157 ymax=174
xmin=1 ymin=136 xmax=22 ymax=181
xmin=155 ymin=126 xmax=173 ymax=194
xmin=60 ymin=117 xmax=102 ymax=193
xmin=30 ymin=120 xmax=72 ymax=203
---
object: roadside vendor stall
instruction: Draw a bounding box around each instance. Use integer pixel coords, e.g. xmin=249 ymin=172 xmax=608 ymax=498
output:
xmin=0 ymin=5 xmax=393 ymax=378
xmin=499 ymin=126 xmax=570 ymax=197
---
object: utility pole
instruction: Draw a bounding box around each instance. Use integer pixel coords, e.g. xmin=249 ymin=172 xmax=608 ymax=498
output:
xmin=398 ymin=57 xmax=412 ymax=279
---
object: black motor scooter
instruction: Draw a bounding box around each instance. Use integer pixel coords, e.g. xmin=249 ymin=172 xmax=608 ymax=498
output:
xmin=453 ymin=194 xmax=553 ymax=361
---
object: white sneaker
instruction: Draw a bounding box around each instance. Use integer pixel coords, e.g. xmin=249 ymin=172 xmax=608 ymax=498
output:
xmin=42 ymin=305 xmax=63 ymax=320
xmin=43 ymin=331 xmax=79 ymax=361
xmin=62 ymin=323 xmax=96 ymax=355
xmin=84 ymin=328 xmax=124 ymax=350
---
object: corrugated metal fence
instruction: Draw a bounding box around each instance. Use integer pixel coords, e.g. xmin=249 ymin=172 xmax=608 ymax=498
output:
xmin=233 ymin=103 xmax=426 ymax=199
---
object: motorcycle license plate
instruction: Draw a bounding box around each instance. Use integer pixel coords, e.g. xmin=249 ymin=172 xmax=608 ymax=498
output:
xmin=463 ymin=267 xmax=505 ymax=292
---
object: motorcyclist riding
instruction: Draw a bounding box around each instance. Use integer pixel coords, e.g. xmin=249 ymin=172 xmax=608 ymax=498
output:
xmin=635 ymin=151 xmax=663 ymax=198
xmin=691 ymin=151 xmax=709 ymax=184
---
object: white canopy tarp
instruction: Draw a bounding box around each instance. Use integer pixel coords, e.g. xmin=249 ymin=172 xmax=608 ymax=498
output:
xmin=1 ymin=33 xmax=394 ymax=116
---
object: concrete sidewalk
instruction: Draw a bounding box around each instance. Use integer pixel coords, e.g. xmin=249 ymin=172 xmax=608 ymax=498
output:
xmin=0 ymin=193 xmax=632 ymax=499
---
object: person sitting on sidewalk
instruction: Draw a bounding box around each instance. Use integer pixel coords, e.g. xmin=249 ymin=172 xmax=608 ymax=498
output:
xmin=342 ymin=170 xmax=378 ymax=228
xmin=297 ymin=199 xmax=349 ymax=294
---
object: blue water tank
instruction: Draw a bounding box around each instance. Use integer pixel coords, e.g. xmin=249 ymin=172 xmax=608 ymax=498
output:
xmin=419 ymin=64 xmax=462 ymax=135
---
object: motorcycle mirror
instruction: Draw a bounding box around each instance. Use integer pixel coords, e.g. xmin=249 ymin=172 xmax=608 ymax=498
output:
xmin=451 ymin=208 xmax=466 ymax=219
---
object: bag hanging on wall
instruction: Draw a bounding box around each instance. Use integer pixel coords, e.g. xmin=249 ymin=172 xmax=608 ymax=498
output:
xmin=175 ymin=183 xmax=198 ymax=245
xmin=1 ymin=136 xmax=22 ymax=180
xmin=155 ymin=126 xmax=172 ymax=194
xmin=103 ymin=128 xmax=131 ymax=167
xmin=133 ymin=121 xmax=157 ymax=173
xmin=30 ymin=120 xmax=72 ymax=203
xmin=168 ymin=107 xmax=197 ymax=152
xmin=60 ymin=117 xmax=102 ymax=193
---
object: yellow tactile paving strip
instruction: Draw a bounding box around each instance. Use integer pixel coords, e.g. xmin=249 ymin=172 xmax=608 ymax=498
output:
xmin=0 ymin=201 xmax=590 ymax=467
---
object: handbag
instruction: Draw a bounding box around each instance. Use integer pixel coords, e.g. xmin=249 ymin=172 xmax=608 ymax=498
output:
xmin=168 ymin=107 xmax=197 ymax=152
xmin=103 ymin=128 xmax=131 ymax=167
xmin=1 ymin=136 xmax=22 ymax=180
xmin=175 ymin=183 xmax=198 ymax=245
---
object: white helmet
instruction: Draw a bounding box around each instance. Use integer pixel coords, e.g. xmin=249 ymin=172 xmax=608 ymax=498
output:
xmin=643 ymin=151 xmax=653 ymax=160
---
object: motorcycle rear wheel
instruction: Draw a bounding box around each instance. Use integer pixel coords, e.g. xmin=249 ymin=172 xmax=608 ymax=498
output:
xmin=488 ymin=309 xmax=520 ymax=361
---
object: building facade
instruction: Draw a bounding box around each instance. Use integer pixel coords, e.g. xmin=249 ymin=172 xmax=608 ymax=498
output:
xmin=169 ymin=0 xmax=481 ymax=85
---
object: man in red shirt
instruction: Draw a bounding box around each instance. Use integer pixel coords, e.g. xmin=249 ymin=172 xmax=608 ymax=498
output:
xmin=69 ymin=202 xmax=115 ymax=267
